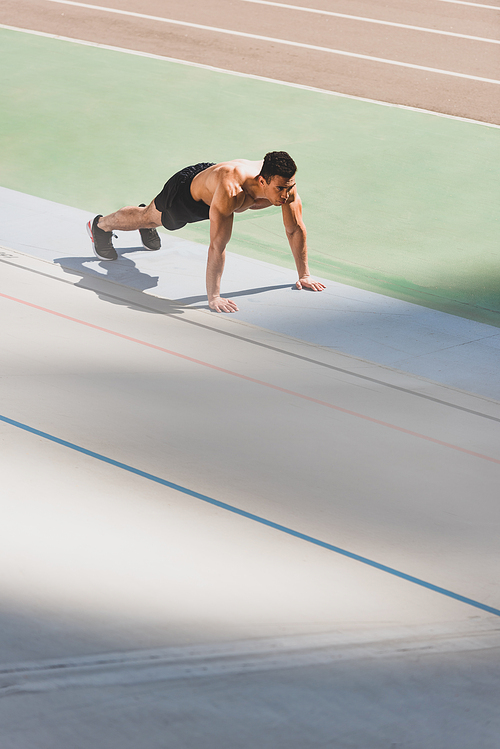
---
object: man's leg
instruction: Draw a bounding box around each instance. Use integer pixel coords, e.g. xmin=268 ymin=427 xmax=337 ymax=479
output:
xmin=88 ymin=201 xmax=163 ymax=260
xmin=98 ymin=201 xmax=162 ymax=232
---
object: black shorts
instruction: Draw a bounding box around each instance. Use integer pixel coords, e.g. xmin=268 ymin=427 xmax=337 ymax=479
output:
xmin=154 ymin=162 xmax=215 ymax=231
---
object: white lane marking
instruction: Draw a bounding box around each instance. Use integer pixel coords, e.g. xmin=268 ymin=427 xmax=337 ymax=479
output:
xmin=41 ymin=0 xmax=500 ymax=84
xmin=3 ymin=625 xmax=500 ymax=693
xmin=239 ymin=0 xmax=500 ymax=44
xmin=2 ymin=25 xmax=499 ymax=129
xmin=436 ymin=0 xmax=500 ymax=9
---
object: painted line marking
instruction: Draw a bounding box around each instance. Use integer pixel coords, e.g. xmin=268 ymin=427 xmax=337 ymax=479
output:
xmin=240 ymin=0 xmax=500 ymax=44
xmin=3 ymin=25 xmax=499 ymax=128
xmin=437 ymin=0 xmax=500 ymax=9
xmin=4 ymin=625 xmax=500 ymax=681
xmin=2 ymin=251 xmax=499 ymax=425
xmin=1 ymin=412 xmax=499 ymax=617
xmin=43 ymin=0 xmax=500 ymax=85
xmin=2 ymin=252 xmax=499 ymax=424
xmin=1 ymin=290 xmax=499 ymax=464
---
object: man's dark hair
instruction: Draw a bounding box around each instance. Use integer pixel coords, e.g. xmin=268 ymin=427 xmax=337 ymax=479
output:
xmin=259 ymin=151 xmax=297 ymax=183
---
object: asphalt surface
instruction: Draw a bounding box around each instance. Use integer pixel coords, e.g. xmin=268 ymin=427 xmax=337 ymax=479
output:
xmin=1 ymin=235 xmax=500 ymax=749
xmin=2 ymin=0 xmax=500 ymax=122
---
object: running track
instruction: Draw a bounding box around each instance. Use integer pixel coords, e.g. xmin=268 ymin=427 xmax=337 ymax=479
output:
xmin=2 ymin=0 xmax=500 ymax=122
xmin=1 ymin=4 xmax=500 ymax=746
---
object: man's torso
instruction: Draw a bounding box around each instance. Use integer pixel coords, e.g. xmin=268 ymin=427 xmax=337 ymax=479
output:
xmin=190 ymin=159 xmax=270 ymax=213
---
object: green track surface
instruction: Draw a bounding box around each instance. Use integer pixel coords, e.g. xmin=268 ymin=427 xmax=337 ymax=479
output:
xmin=1 ymin=28 xmax=499 ymax=324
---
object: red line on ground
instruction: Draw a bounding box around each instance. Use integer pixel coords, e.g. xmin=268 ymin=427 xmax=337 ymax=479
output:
xmin=2 ymin=290 xmax=499 ymax=465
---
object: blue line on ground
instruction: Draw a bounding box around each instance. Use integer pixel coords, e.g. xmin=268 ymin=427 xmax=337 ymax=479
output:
xmin=3 ymin=412 xmax=499 ymax=618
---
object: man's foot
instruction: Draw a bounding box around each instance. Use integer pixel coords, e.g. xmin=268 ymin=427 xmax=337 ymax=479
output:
xmin=138 ymin=204 xmax=161 ymax=250
xmin=87 ymin=215 xmax=117 ymax=260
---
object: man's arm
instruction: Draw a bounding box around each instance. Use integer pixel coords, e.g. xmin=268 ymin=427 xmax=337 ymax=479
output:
xmin=282 ymin=192 xmax=326 ymax=292
xmin=206 ymin=181 xmax=241 ymax=313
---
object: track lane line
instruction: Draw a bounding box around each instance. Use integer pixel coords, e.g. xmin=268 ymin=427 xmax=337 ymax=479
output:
xmin=41 ymin=0 xmax=500 ymax=85
xmin=1 ymin=412 xmax=499 ymax=618
xmin=1 ymin=290 xmax=499 ymax=464
xmin=240 ymin=0 xmax=500 ymax=44
xmin=437 ymin=0 xmax=500 ymax=9
xmin=3 ymin=25 xmax=499 ymax=127
xmin=2 ymin=253 xmax=499 ymax=424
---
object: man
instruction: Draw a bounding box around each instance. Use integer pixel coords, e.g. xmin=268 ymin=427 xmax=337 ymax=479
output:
xmin=87 ymin=151 xmax=325 ymax=313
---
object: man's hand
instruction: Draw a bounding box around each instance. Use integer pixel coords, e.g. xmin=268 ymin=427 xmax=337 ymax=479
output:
xmin=209 ymin=296 xmax=239 ymax=313
xmin=296 ymin=275 xmax=326 ymax=292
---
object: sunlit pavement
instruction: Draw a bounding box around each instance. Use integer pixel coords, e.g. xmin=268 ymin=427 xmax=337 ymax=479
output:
xmin=1 ymin=191 xmax=499 ymax=747
xmin=3 ymin=187 xmax=500 ymax=398
xmin=2 ymin=0 xmax=500 ymax=740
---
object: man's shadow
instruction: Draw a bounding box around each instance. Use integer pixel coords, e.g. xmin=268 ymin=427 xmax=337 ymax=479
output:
xmin=55 ymin=251 xmax=294 ymax=313
xmin=54 ymin=251 xmax=179 ymax=315
xmin=175 ymin=284 xmax=295 ymax=305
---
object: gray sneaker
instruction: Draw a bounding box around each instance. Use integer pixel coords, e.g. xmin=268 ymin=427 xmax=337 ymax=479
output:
xmin=138 ymin=204 xmax=161 ymax=251
xmin=87 ymin=215 xmax=117 ymax=260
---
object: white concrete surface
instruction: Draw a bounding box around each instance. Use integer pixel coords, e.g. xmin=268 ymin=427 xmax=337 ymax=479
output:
xmin=1 ymin=186 xmax=500 ymax=400
xmin=1 ymin=187 xmax=499 ymax=747
xmin=1 ymin=624 xmax=499 ymax=748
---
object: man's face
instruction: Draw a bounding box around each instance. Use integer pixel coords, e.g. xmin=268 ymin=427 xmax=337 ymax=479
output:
xmin=260 ymin=175 xmax=296 ymax=206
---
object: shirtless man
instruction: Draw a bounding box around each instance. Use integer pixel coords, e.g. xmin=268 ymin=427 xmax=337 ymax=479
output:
xmin=87 ymin=151 xmax=325 ymax=313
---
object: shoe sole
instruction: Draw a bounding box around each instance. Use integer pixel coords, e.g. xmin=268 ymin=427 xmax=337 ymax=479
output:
xmin=138 ymin=204 xmax=159 ymax=251
xmin=139 ymin=231 xmax=161 ymax=251
xmin=87 ymin=220 xmax=117 ymax=261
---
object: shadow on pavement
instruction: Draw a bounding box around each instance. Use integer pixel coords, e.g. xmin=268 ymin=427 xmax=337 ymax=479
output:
xmin=175 ymin=284 xmax=293 ymax=305
xmin=55 ymin=256 xmax=294 ymax=313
